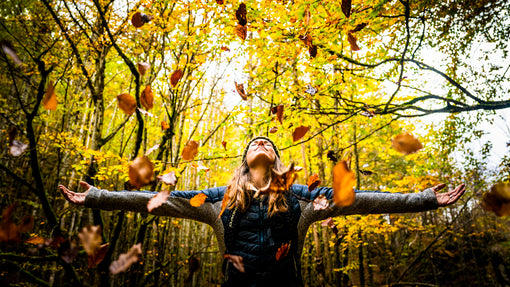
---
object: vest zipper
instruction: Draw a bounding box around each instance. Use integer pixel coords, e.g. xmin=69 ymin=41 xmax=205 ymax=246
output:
xmin=259 ymin=199 xmax=264 ymax=269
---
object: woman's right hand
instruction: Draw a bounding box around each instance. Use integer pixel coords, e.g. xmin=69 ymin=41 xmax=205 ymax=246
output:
xmin=58 ymin=181 xmax=92 ymax=206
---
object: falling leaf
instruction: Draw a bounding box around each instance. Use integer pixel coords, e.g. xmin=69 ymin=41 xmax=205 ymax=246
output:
xmin=137 ymin=62 xmax=150 ymax=76
xmin=182 ymin=140 xmax=199 ymax=161
xmin=137 ymin=108 xmax=155 ymax=118
xmin=88 ymin=243 xmax=109 ymax=267
xmin=43 ymin=81 xmax=57 ymax=111
xmin=294 ymin=166 xmax=304 ymax=172
xmin=109 ymin=243 xmax=143 ymax=274
xmin=305 ymin=84 xmax=318 ymax=95
xmin=341 ymin=0 xmax=351 ymax=18
xmin=58 ymin=239 xmax=80 ymax=264
xmin=171 ymin=69 xmax=184 ymax=87
xmin=303 ymin=7 xmax=311 ymax=27
xmin=223 ymin=254 xmax=245 ymax=273
xmin=190 ymin=193 xmax=207 ymax=207
xmin=261 ymin=163 xmax=297 ymax=194
xmin=26 ymin=236 xmax=45 ymax=245
xmin=220 ymin=46 xmax=230 ymax=52
xmin=141 ymin=85 xmax=154 ymax=110
xmin=78 ymin=225 xmax=103 ymax=256
xmin=347 ymin=32 xmax=360 ymax=51
xmin=309 ymin=45 xmax=317 ymax=58
xmin=360 ymin=110 xmax=375 ymax=118
xmin=270 ymin=104 xmax=284 ymax=124
xmin=145 ymin=144 xmax=160 ymax=156
xmin=117 ymin=93 xmax=137 ymax=115
xmin=269 ymin=126 xmax=278 ymax=133
xmin=131 ymin=12 xmax=154 ymax=28
xmin=147 ymin=190 xmax=170 ymax=212
xmin=161 ymin=121 xmax=170 ymax=130
xmin=128 ymin=156 xmax=154 ymax=188
xmin=359 ymin=169 xmax=374 ymax=176
xmin=235 ymin=82 xmax=247 ymax=100
xmin=222 ymin=140 xmax=227 ymax=150
xmin=307 ymin=173 xmax=321 ymax=192
xmin=1 ymin=40 xmax=22 ymax=65
xmin=192 ymin=161 xmax=210 ymax=173
xmin=10 ymin=140 xmax=28 ymax=156
xmin=332 ymin=161 xmax=356 ymax=207
xmin=235 ymin=3 xmax=247 ymax=26
xmin=8 ymin=126 xmax=17 ymax=146
xmin=327 ymin=150 xmax=338 ymax=162
xmin=276 ymin=241 xmax=291 ymax=261
xmin=392 ymin=133 xmax=423 ymax=155
xmin=185 ymin=255 xmax=201 ymax=283
xmin=157 ymin=171 xmax=177 ymax=185
xmin=0 ymin=204 xmax=34 ymax=243
xmin=313 ymin=195 xmax=329 ymax=210
xmin=482 ymin=182 xmax=510 ymax=216
xmin=321 ymin=217 xmax=338 ymax=235
xmin=235 ymin=24 xmax=247 ymax=40
xmin=299 ymin=34 xmax=313 ymax=47
xmin=292 ymin=126 xmax=309 ymax=142
xmin=351 ymin=22 xmax=368 ymax=33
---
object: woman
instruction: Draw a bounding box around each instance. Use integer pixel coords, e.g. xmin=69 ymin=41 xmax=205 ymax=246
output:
xmin=59 ymin=136 xmax=465 ymax=286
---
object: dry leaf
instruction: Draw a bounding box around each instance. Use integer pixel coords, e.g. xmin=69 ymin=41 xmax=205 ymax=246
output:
xmin=157 ymin=171 xmax=177 ymax=185
xmin=131 ymin=12 xmax=154 ymax=28
xmin=182 ymin=140 xmax=199 ymax=161
xmin=351 ymin=22 xmax=368 ymax=33
xmin=8 ymin=126 xmax=17 ymax=146
xmin=482 ymin=182 xmax=510 ymax=216
xmin=270 ymin=105 xmax=284 ymax=124
xmin=313 ymin=195 xmax=329 ymax=210
xmin=147 ymin=190 xmax=170 ymax=212
xmin=78 ymin=225 xmax=103 ymax=255
xmin=303 ymin=7 xmax=311 ymax=27
xmin=1 ymin=40 xmax=22 ymax=65
xmin=117 ymin=93 xmax=137 ymax=115
xmin=235 ymin=82 xmax=247 ymax=100
xmin=137 ymin=62 xmax=150 ymax=76
xmin=292 ymin=126 xmax=309 ymax=142
xmin=392 ymin=133 xmax=423 ymax=155
xmin=309 ymin=44 xmax=317 ymax=58
xmin=137 ymin=108 xmax=155 ymax=117
xmin=88 ymin=243 xmax=109 ymax=267
xmin=321 ymin=217 xmax=338 ymax=235
xmin=26 ymin=236 xmax=45 ymax=245
xmin=269 ymin=126 xmax=278 ymax=133
xmin=307 ymin=173 xmax=321 ymax=192
xmin=347 ymin=32 xmax=360 ymax=51
xmin=10 ymin=140 xmax=28 ymax=156
xmin=220 ymin=46 xmax=230 ymax=52
xmin=185 ymin=255 xmax=201 ymax=283
xmin=299 ymin=34 xmax=313 ymax=47
xmin=171 ymin=69 xmax=184 ymax=87
xmin=145 ymin=144 xmax=160 ymax=156
xmin=332 ymin=161 xmax=356 ymax=207
xmin=43 ymin=81 xmax=57 ymax=110
xmin=216 ymin=0 xmax=224 ymax=4
xmin=141 ymin=85 xmax=154 ymax=110
xmin=109 ymin=243 xmax=143 ymax=274
xmin=193 ymin=161 xmax=210 ymax=173
xmin=190 ymin=193 xmax=207 ymax=207
xmin=222 ymin=140 xmax=227 ymax=151
xmin=275 ymin=241 xmax=291 ymax=261
xmin=223 ymin=254 xmax=245 ymax=273
xmin=341 ymin=0 xmax=351 ymax=18
xmin=327 ymin=150 xmax=337 ymax=162
xmin=128 ymin=156 xmax=154 ymax=188
xmin=236 ymin=3 xmax=247 ymax=26
xmin=261 ymin=163 xmax=297 ymax=194
xmin=58 ymin=239 xmax=80 ymax=264
xmin=305 ymin=84 xmax=318 ymax=95
xmin=235 ymin=24 xmax=247 ymax=40
xmin=161 ymin=121 xmax=170 ymax=130
xmin=0 ymin=204 xmax=34 ymax=243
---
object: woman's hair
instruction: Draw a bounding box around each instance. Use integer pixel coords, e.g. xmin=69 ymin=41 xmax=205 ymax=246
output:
xmin=224 ymin=156 xmax=288 ymax=216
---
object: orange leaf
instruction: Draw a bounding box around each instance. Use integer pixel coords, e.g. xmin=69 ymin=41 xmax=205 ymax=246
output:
xmin=190 ymin=193 xmax=207 ymax=207
xmin=392 ymin=133 xmax=423 ymax=155
xmin=141 ymin=85 xmax=153 ymax=110
xmin=128 ymin=156 xmax=154 ymax=188
xmin=117 ymin=93 xmax=137 ymax=115
xmin=235 ymin=82 xmax=247 ymax=100
xmin=261 ymin=163 xmax=297 ymax=194
xmin=482 ymin=182 xmax=510 ymax=216
xmin=26 ymin=236 xmax=45 ymax=245
xmin=182 ymin=140 xmax=199 ymax=161
xmin=171 ymin=69 xmax=184 ymax=87
xmin=223 ymin=254 xmax=245 ymax=273
xmin=109 ymin=243 xmax=142 ymax=274
xmin=43 ymin=81 xmax=58 ymax=111
xmin=332 ymin=161 xmax=356 ymax=207
xmin=147 ymin=190 xmax=170 ymax=212
xmin=347 ymin=32 xmax=360 ymax=51
xmin=161 ymin=121 xmax=170 ymax=130
xmin=292 ymin=126 xmax=309 ymax=142
xmin=222 ymin=140 xmax=227 ymax=150
xmin=307 ymin=173 xmax=321 ymax=192
xmin=235 ymin=24 xmax=247 ymax=40
xmin=137 ymin=62 xmax=150 ymax=76
xmin=276 ymin=241 xmax=291 ymax=261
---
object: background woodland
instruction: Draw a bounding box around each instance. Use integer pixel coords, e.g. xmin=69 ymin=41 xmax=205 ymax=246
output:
xmin=1 ymin=0 xmax=510 ymax=286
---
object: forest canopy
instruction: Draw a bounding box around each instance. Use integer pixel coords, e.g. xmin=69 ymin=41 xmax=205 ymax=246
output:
xmin=1 ymin=0 xmax=510 ymax=286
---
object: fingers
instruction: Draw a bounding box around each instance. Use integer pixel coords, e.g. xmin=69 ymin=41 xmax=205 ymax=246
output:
xmin=433 ymin=183 xmax=446 ymax=192
xmin=79 ymin=181 xmax=91 ymax=190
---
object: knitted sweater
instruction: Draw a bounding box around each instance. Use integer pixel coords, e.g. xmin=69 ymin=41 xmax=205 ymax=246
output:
xmin=84 ymin=184 xmax=439 ymax=256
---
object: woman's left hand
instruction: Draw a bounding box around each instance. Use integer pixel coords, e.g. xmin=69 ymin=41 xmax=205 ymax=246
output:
xmin=432 ymin=183 xmax=466 ymax=207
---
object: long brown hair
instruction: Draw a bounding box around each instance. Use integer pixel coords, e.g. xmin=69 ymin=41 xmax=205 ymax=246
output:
xmin=224 ymin=157 xmax=289 ymax=216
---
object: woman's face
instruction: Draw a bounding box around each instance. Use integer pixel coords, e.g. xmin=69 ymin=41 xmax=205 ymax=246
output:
xmin=246 ymin=139 xmax=276 ymax=168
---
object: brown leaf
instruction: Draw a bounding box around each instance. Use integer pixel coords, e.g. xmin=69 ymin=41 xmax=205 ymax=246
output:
xmin=270 ymin=104 xmax=284 ymax=124
xmin=0 ymin=204 xmax=33 ymax=243
xmin=141 ymin=85 xmax=154 ymax=110
xmin=236 ymin=3 xmax=247 ymax=26
xmin=78 ymin=225 xmax=103 ymax=255
xmin=327 ymin=150 xmax=337 ymax=162
xmin=147 ymin=190 xmax=170 ymax=212
xmin=347 ymin=32 xmax=360 ymax=51
xmin=275 ymin=241 xmax=291 ymax=261
xmin=185 ymin=255 xmax=201 ymax=283
xmin=235 ymin=24 xmax=247 ymax=40
xmin=88 ymin=243 xmax=109 ymax=267
xmin=216 ymin=0 xmax=224 ymax=4
xmin=157 ymin=171 xmax=177 ymax=185
xmin=137 ymin=62 xmax=150 ymax=76
xmin=313 ymin=195 xmax=329 ymax=210
xmin=341 ymin=0 xmax=351 ymax=18
xmin=161 ymin=121 xmax=170 ymax=130
xmin=220 ymin=46 xmax=230 ymax=52
xmin=269 ymin=126 xmax=278 ymax=133
xmin=171 ymin=69 xmax=184 ymax=87
xmin=392 ymin=133 xmax=423 ymax=155
xmin=307 ymin=173 xmax=321 ymax=192
xmin=10 ymin=140 xmax=28 ymax=156
xmin=43 ymin=81 xmax=57 ymax=111
xmin=190 ymin=193 xmax=207 ymax=207
xmin=303 ymin=7 xmax=311 ymax=27
xmin=235 ymin=82 xmax=247 ymax=100
xmin=309 ymin=44 xmax=317 ymax=58
xmin=117 ymin=93 xmax=137 ymax=115
xmin=1 ymin=40 xmax=22 ymax=65
xmin=292 ymin=126 xmax=309 ymax=142
xmin=128 ymin=156 xmax=154 ymax=188
xmin=351 ymin=22 xmax=368 ymax=33
xmin=482 ymin=182 xmax=510 ymax=216
xmin=222 ymin=140 xmax=227 ymax=151
xmin=332 ymin=161 xmax=356 ymax=207
xmin=131 ymin=12 xmax=153 ymax=28
xmin=321 ymin=217 xmax=338 ymax=235
xmin=8 ymin=126 xmax=17 ymax=146
xmin=299 ymin=34 xmax=313 ymax=47
xmin=261 ymin=163 xmax=297 ymax=194
xmin=109 ymin=243 xmax=143 ymax=274
xmin=223 ymin=254 xmax=245 ymax=273
xmin=182 ymin=140 xmax=199 ymax=161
